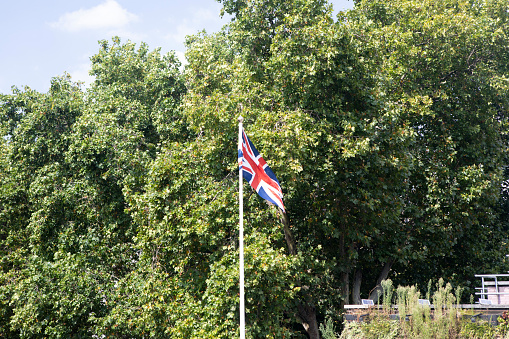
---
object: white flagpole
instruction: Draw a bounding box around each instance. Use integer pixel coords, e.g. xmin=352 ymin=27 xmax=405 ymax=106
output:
xmin=237 ymin=115 xmax=245 ymax=339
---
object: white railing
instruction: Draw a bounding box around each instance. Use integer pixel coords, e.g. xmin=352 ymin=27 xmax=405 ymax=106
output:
xmin=475 ymin=274 xmax=509 ymax=304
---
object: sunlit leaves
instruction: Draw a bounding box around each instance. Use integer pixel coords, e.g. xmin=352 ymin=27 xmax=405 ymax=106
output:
xmin=0 ymin=0 xmax=508 ymax=337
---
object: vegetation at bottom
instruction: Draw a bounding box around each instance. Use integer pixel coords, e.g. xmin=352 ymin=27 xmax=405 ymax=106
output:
xmin=335 ymin=279 xmax=509 ymax=339
xmin=1 ymin=0 xmax=509 ymax=337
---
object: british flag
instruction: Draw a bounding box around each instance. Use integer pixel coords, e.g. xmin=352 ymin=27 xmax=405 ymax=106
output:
xmin=238 ymin=129 xmax=285 ymax=213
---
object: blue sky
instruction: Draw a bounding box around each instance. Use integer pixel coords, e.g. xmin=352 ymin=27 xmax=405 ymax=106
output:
xmin=0 ymin=0 xmax=354 ymax=94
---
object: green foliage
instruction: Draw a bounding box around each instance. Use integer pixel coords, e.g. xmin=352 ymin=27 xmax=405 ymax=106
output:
xmin=339 ymin=322 xmax=364 ymax=339
xmin=0 ymin=37 xmax=186 ymax=337
xmin=460 ymin=320 xmax=496 ymax=339
xmin=90 ymin=36 xmax=187 ymax=143
xmin=9 ymin=254 xmax=106 ymax=338
xmin=391 ymin=279 xmax=463 ymax=338
xmin=340 ymin=317 xmax=400 ymax=339
xmin=320 ymin=317 xmax=339 ymax=339
xmin=340 ymin=280 xmax=504 ymax=339
xmin=0 ymin=0 xmax=509 ymax=337
xmin=350 ymin=0 xmax=509 ymax=295
xmin=381 ymin=279 xmax=394 ymax=311
xmin=181 ymin=0 xmax=508 ymax=333
xmin=496 ymin=311 xmax=509 ymax=338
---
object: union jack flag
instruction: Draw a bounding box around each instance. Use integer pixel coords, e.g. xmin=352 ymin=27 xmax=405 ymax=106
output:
xmin=238 ymin=129 xmax=285 ymax=213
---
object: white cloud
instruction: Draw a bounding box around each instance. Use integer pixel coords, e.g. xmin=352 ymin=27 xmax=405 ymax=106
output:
xmin=50 ymin=0 xmax=138 ymax=32
xmin=165 ymin=7 xmax=230 ymax=44
xmin=166 ymin=21 xmax=198 ymax=45
xmin=192 ymin=7 xmax=219 ymax=23
xmin=68 ymin=62 xmax=95 ymax=88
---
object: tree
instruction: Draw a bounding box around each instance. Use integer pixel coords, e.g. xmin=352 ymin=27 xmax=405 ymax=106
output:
xmin=161 ymin=0 xmax=508 ymax=335
xmin=1 ymin=0 xmax=508 ymax=337
xmin=0 ymin=75 xmax=88 ymax=337
xmin=136 ymin=0 xmax=416 ymax=335
xmin=348 ymin=0 xmax=509 ymax=296
xmin=0 ymin=38 xmax=186 ymax=338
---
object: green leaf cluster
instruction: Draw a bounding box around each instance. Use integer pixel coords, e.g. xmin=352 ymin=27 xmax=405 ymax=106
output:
xmin=1 ymin=0 xmax=509 ymax=337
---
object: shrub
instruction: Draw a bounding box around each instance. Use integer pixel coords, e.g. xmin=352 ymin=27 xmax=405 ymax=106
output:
xmin=339 ymin=315 xmax=399 ymax=339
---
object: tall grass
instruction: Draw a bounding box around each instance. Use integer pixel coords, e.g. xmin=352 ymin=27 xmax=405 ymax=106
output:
xmin=338 ymin=279 xmax=501 ymax=339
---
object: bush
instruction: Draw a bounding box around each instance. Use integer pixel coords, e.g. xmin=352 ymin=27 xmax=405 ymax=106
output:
xmin=339 ymin=279 xmax=509 ymax=339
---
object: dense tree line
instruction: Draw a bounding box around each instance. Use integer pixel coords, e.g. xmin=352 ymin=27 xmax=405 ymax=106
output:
xmin=1 ymin=0 xmax=509 ymax=337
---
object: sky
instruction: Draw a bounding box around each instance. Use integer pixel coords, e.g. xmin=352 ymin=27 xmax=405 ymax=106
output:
xmin=0 ymin=0 xmax=354 ymax=94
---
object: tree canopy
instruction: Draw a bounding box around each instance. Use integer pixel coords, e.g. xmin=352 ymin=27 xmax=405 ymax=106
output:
xmin=1 ymin=0 xmax=509 ymax=337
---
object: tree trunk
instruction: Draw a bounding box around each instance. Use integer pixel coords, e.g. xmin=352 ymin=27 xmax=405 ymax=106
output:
xmin=341 ymin=271 xmax=350 ymax=306
xmin=338 ymin=228 xmax=351 ymax=307
xmin=368 ymin=259 xmax=394 ymax=303
xmin=280 ymin=211 xmax=296 ymax=255
xmin=352 ymin=269 xmax=362 ymax=305
xmin=279 ymin=210 xmax=320 ymax=338
xmin=297 ymin=303 xmax=320 ymax=339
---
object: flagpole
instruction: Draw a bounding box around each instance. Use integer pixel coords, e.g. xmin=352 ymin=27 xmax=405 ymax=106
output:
xmin=237 ymin=115 xmax=245 ymax=339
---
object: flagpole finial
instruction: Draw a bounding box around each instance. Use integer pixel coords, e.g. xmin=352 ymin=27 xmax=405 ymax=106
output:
xmin=238 ymin=115 xmax=244 ymax=123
